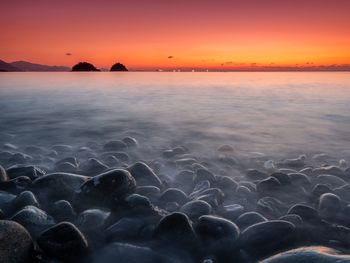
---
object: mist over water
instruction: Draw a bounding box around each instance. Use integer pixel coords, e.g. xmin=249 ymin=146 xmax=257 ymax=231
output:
xmin=1 ymin=72 xmax=349 ymax=160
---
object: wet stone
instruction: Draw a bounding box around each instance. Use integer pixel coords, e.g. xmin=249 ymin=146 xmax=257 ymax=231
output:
xmin=0 ymin=220 xmax=34 ymax=263
xmin=37 ymin=222 xmax=89 ymax=261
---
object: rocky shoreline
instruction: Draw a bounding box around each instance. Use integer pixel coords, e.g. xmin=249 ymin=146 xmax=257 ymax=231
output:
xmin=1 ymin=138 xmax=350 ymax=262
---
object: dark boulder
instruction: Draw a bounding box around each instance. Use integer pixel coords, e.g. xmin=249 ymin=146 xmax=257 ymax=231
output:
xmin=159 ymin=188 xmax=189 ymax=205
xmin=6 ymin=165 xmax=45 ymax=180
xmin=287 ymin=204 xmax=319 ymax=223
xmin=72 ymin=62 xmax=99 ymax=72
xmin=127 ymin=162 xmax=163 ymax=188
xmin=318 ymin=193 xmax=342 ymax=221
xmin=32 ymin=173 xmax=89 ymax=203
xmin=0 ymin=220 xmax=34 ymax=263
xmin=74 ymin=169 xmax=136 ymax=210
xmin=180 ymin=200 xmax=212 ymax=220
xmin=11 ymin=205 xmax=55 ymax=237
xmin=235 ymin=212 xmax=267 ymax=231
xmin=110 ymin=62 xmax=128 ymax=71
xmin=240 ymin=220 xmax=296 ymax=259
xmin=195 ymin=215 xmax=240 ymax=259
xmin=154 ymin=212 xmax=197 ymax=246
xmin=37 ymin=222 xmax=89 ymax=261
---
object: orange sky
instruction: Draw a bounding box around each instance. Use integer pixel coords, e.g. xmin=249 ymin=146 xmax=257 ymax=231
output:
xmin=1 ymin=0 xmax=350 ymax=70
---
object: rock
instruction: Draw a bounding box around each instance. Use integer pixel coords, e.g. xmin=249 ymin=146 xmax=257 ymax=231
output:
xmin=74 ymin=169 xmax=136 ymax=210
xmin=3 ymin=143 xmax=18 ymax=150
xmin=313 ymin=166 xmax=345 ymax=177
xmin=280 ymin=155 xmax=306 ymax=168
xmin=215 ymin=176 xmax=238 ymax=197
xmin=6 ymin=165 xmax=45 ymax=180
xmin=55 ymin=162 xmax=77 ymax=173
xmin=0 ymin=191 xmax=16 ymax=213
xmin=110 ymin=62 xmax=128 ymax=71
xmin=136 ymin=186 xmax=161 ymax=200
xmin=288 ymin=173 xmax=311 ymax=188
xmin=196 ymin=188 xmax=225 ymax=208
xmin=122 ymin=137 xmax=138 ymax=147
xmin=318 ymin=193 xmax=342 ymax=221
xmin=180 ymin=200 xmax=212 ymax=220
xmin=37 ymin=222 xmax=89 ymax=261
xmin=101 ymin=151 xmax=130 ymax=163
xmin=103 ymin=155 xmax=121 ymax=167
xmin=80 ymin=158 xmax=109 ymax=175
xmin=51 ymin=200 xmax=75 ymax=222
xmin=279 ymin=214 xmax=303 ymax=226
xmin=334 ymin=184 xmax=350 ymax=202
xmin=127 ymin=162 xmax=162 ymax=188
xmin=240 ymin=220 xmax=296 ymax=258
xmin=256 ymin=177 xmax=281 ymax=197
xmin=103 ymin=140 xmax=128 ymax=151
xmin=0 ymin=151 xmax=13 ymax=162
xmin=246 ymin=169 xmax=267 ymax=180
xmin=159 ymin=188 xmax=189 ymax=205
xmin=8 ymin=153 xmax=32 ymax=165
xmin=77 ymin=209 xmax=110 ymax=231
xmin=56 ymin=157 xmax=79 ymax=167
xmin=32 ymin=173 xmax=89 ymax=203
xmin=312 ymin=184 xmax=333 ymax=199
xmin=0 ymin=220 xmax=33 ymax=263
xmin=72 ymin=62 xmax=99 ymax=71
xmin=190 ymin=180 xmax=211 ymax=199
xmin=11 ymin=205 xmax=55 ymax=236
xmin=125 ymin=194 xmax=152 ymax=208
xmin=256 ymin=196 xmax=286 ymax=219
xmin=12 ymin=191 xmax=40 ymax=210
xmin=165 ymin=201 xmax=179 ymax=212
xmin=236 ymin=185 xmax=252 ymax=197
xmin=270 ymin=172 xmax=290 ymax=185
xmin=154 ymin=212 xmax=196 ymax=246
xmin=262 ymin=246 xmax=350 ymax=263
xmin=235 ymin=212 xmax=267 ymax=230
xmin=195 ymin=215 xmax=240 ymax=260
xmin=194 ymin=168 xmax=216 ymax=184
xmin=317 ymin=174 xmax=347 ymax=188
xmin=220 ymin=204 xmax=245 ymax=221
xmin=173 ymin=146 xmax=188 ymax=155
xmin=287 ymin=204 xmax=319 ymax=223
xmin=0 ymin=165 xmax=9 ymax=181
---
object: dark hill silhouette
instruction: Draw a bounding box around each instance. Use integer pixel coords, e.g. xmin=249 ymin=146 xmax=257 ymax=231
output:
xmin=11 ymin=61 xmax=69 ymax=72
xmin=72 ymin=62 xmax=100 ymax=72
xmin=0 ymin=60 xmax=21 ymax=72
xmin=110 ymin=62 xmax=128 ymax=71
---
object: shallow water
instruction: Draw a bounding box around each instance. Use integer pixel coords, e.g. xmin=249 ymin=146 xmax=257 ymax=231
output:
xmin=1 ymin=72 xmax=350 ymax=159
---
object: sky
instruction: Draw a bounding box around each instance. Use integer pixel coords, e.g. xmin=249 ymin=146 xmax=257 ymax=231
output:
xmin=1 ymin=0 xmax=350 ymax=70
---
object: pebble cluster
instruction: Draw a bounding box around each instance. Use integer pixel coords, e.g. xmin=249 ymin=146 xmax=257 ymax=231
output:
xmin=1 ymin=138 xmax=350 ymax=263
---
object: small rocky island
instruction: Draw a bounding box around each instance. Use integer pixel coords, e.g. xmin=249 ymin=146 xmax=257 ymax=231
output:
xmin=72 ymin=62 xmax=100 ymax=72
xmin=110 ymin=62 xmax=128 ymax=71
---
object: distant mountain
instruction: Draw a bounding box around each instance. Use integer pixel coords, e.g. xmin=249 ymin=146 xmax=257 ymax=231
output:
xmin=72 ymin=62 xmax=100 ymax=71
xmin=0 ymin=59 xmax=21 ymax=72
xmin=11 ymin=61 xmax=70 ymax=72
xmin=110 ymin=62 xmax=128 ymax=71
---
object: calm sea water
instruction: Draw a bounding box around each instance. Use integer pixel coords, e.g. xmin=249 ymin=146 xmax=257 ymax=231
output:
xmin=0 ymin=72 xmax=350 ymax=160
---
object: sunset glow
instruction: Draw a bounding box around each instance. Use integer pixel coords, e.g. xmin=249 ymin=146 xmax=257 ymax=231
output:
xmin=1 ymin=0 xmax=350 ymax=70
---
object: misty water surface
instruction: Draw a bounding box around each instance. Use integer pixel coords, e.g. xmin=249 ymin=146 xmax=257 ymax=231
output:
xmin=0 ymin=72 xmax=350 ymax=160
